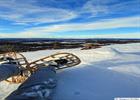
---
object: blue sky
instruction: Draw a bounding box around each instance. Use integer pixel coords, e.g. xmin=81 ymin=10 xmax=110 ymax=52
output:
xmin=0 ymin=0 xmax=140 ymax=38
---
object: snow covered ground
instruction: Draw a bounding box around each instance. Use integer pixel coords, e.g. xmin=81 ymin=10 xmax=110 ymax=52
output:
xmin=0 ymin=43 xmax=140 ymax=100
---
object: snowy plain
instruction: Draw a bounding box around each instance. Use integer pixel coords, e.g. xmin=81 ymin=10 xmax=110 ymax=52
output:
xmin=0 ymin=43 xmax=140 ymax=100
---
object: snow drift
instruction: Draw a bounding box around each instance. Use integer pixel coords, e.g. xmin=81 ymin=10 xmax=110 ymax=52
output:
xmin=0 ymin=43 xmax=140 ymax=100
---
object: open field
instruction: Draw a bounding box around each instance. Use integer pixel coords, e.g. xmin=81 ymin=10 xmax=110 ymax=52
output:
xmin=0 ymin=43 xmax=140 ymax=100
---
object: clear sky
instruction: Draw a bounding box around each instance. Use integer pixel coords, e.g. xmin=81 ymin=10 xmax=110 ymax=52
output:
xmin=0 ymin=0 xmax=140 ymax=38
